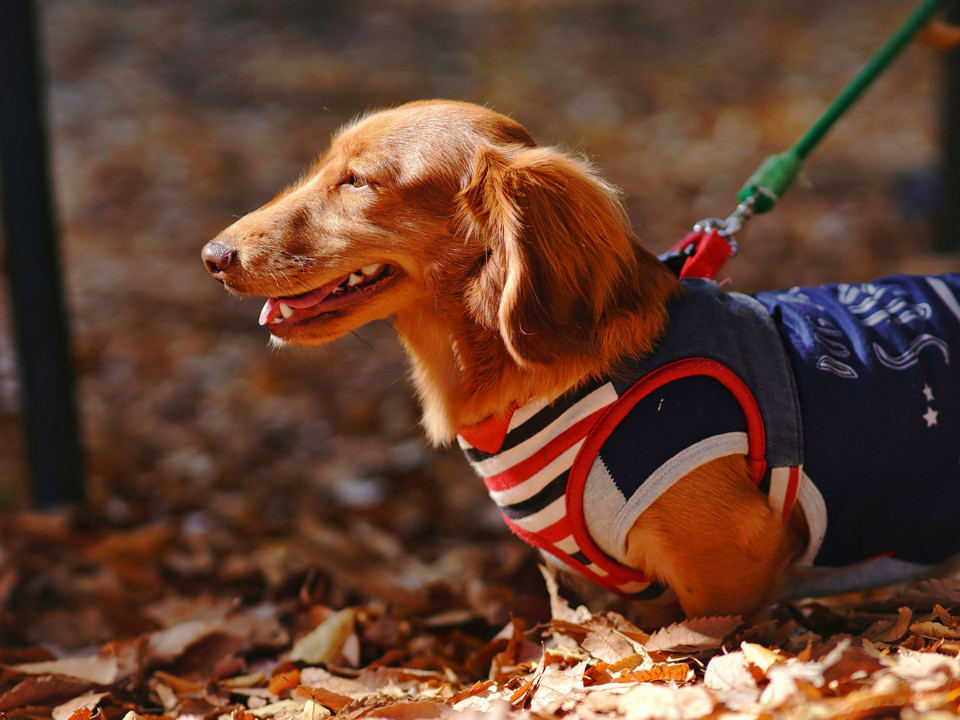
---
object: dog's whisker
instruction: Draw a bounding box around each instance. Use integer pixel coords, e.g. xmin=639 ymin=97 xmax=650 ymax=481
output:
xmin=348 ymin=329 xmax=376 ymax=355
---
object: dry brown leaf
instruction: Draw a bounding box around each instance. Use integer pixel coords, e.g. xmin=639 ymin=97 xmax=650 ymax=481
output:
xmin=529 ymin=662 xmax=586 ymax=715
xmin=581 ymin=626 xmax=637 ymax=664
xmin=221 ymin=671 xmax=269 ymax=689
xmin=0 ymin=675 xmax=96 ymax=713
xmin=817 ymin=640 xmax=885 ymax=688
xmin=645 ymin=615 xmax=741 ymax=653
xmin=246 ymin=699 xmax=307 ymax=718
xmin=52 ymin=692 xmax=109 ymax=720
xmin=538 ymin=565 xmax=592 ymax=625
xmin=822 ymin=681 xmax=913 ymax=720
xmin=741 ymin=641 xmax=785 ymax=675
xmin=619 ymin=663 xmax=692 ymax=684
xmin=616 ymin=683 xmax=715 ymax=720
xmin=933 ymin=604 xmax=960 ymax=628
xmin=269 ymin=669 xmax=302 ymax=696
xmin=289 ymin=608 xmax=356 ymax=665
xmin=147 ymin=618 xmax=229 ymax=664
xmin=607 ymin=653 xmax=653 ymax=674
xmin=867 ymin=606 xmax=913 ymax=643
xmin=910 ymin=621 xmax=960 ymax=640
xmin=297 ymin=685 xmax=354 ymax=712
xmin=364 ymin=700 xmax=453 ymax=719
xmin=888 ymin=648 xmax=960 ymax=692
xmin=9 ymin=651 xmax=119 ymax=685
xmin=152 ymin=670 xmax=205 ymax=694
xmin=703 ymin=651 xmax=759 ymax=712
xmin=85 ymin=522 xmax=176 ymax=563
xmin=910 ymin=621 xmax=960 ymax=641
xmin=447 ymin=680 xmax=495 ymax=705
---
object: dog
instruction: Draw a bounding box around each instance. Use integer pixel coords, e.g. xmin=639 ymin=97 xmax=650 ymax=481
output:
xmin=202 ymin=100 xmax=960 ymax=620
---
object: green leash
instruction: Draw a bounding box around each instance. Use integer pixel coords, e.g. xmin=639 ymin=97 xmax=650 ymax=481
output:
xmin=711 ymin=0 xmax=945 ymax=237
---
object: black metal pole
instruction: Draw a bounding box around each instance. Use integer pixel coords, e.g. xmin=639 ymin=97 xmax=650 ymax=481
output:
xmin=0 ymin=0 xmax=85 ymax=506
xmin=939 ymin=2 xmax=960 ymax=252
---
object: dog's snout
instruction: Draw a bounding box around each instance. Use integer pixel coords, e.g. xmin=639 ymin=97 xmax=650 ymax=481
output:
xmin=202 ymin=241 xmax=237 ymax=274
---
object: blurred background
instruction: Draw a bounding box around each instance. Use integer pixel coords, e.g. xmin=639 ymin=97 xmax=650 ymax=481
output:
xmin=0 ymin=0 xmax=957 ymax=649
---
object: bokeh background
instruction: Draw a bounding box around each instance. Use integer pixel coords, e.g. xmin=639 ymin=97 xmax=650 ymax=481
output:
xmin=1 ymin=0 xmax=958 ymax=649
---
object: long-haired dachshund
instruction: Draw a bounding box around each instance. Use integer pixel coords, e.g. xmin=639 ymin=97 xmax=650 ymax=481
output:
xmin=202 ymin=100 xmax=960 ymax=620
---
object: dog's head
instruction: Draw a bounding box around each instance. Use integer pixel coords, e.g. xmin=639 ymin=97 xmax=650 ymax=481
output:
xmin=203 ymin=100 xmax=676 ymax=370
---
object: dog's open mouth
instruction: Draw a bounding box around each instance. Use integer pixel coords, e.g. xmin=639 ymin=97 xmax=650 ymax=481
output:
xmin=258 ymin=262 xmax=400 ymax=328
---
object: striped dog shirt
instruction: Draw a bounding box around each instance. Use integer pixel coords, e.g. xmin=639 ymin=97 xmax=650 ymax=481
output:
xmin=458 ymin=274 xmax=960 ymax=600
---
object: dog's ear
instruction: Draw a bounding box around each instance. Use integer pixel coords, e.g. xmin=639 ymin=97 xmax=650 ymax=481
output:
xmin=458 ymin=144 xmax=667 ymax=367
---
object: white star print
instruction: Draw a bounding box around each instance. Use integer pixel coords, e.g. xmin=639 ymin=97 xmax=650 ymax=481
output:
xmin=922 ymin=384 xmax=935 ymax=402
xmin=923 ymin=406 xmax=938 ymax=428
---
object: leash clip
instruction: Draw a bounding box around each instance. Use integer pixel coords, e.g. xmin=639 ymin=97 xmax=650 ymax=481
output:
xmin=661 ymin=194 xmax=759 ymax=280
xmin=693 ymin=193 xmax=758 ymax=250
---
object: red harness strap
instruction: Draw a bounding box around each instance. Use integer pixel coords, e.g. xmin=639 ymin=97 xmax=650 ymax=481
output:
xmin=669 ymin=228 xmax=736 ymax=280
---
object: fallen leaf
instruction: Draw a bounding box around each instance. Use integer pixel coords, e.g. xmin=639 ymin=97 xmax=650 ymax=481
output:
xmin=867 ymin=606 xmax=912 ymax=643
xmin=52 ymin=692 xmax=109 ymax=720
xmin=361 ymin=700 xmax=452 ymax=718
xmin=300 ymin=700 xmax=334 ymax=720
xmin=932 ymin=604 xmax=960 ymax=628
xmin=246 ymin=699 xmax=306 ymax=718
xmin=909 ymin=621 xmax=960 ymax=641
xmin=297 ymin=685 xmax=354 ymax=712
xmin=608 ymin=653 xmax=653 ymax=674
xmin=616 ymin=683 xmax=715 ymax=720
xmin=529 ymin=661 xmax=586 ymax=715
xmin=538 ymin=565 xmax=592 ymax=625
xmin=9 ymin=649 xmax=119 ymax=686
xmin=822 ymin=681 xmax=913 ymax=719
xmin=147 ymin=618 xmax=228 ymax=663
xmin=582 ymin=627 xmax=637 ymax=664
xmin=152 ymin=670 xmax=205 ymax=694
xmin=741 ymin=641 xmax=785 ymax=675
xmin=645 ymin=616 xmax=741 ymax=653
xmin=620 ymin=663 xmax=692 ymax=684
xmin=269 ymin=669 xmax=302 ymax=696
xmin=888 ymin=648 xmax=960 ymax=692
xmin=447 ymin=680 xmax=495 ymax=705
xmin=703 ymin=651 xmax=759 ymax=710
xmin=290 ymin=608 xmax=355 ymax=665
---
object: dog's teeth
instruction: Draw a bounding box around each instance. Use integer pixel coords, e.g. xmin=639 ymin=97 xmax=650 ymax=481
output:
xmin=348 ymin=273 xmax=363 ymax=286
xmin=332 ymin=286 xmax=343 ymax=294
xmin=271 ymin=317 xmax=283 ymax=324
xmin=279 ymin=302 xmax=293 ymax=319
xmin=361 ymin=263 xmax=382 ymax=276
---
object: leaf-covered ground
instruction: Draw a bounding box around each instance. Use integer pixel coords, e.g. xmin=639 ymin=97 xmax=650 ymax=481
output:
xmin=3 ymin=510 xmax=960 ymax=719
xmin=2 ymin=1 xmax=960 ymax=718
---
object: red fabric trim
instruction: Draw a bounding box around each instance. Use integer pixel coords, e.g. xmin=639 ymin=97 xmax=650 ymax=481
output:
xmin=482 ymin=408 xmax=607 ymax=492
xmin=566 ymin=358 xmax=768 ymax=582
xmin=781 ymin=466 xmax=800 ymax=524
xmin=502 ymin=517 xmax=644 ymax=598
xmin=458 ymin=403 xmax=517 ymax=454
xmin=536 ymin=516 xmax=574 ymax=544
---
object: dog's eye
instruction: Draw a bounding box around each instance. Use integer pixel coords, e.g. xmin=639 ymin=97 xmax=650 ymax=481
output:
xmin=340 ymin=173 xmax=369 ymax=189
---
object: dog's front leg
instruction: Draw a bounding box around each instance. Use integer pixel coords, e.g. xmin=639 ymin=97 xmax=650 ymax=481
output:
xmin=624 ymin=454 xmax=801 ymax=618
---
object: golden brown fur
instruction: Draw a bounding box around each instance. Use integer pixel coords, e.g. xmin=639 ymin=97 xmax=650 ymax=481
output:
xmin=202 ymin=100 xmax=801 ymax=619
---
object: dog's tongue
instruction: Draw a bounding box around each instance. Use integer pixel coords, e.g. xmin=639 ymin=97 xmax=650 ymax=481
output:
xmin=258 ymin=273 xmax=350 ymax=325
xmin=259 ymin=298 xmax=282 ymax=326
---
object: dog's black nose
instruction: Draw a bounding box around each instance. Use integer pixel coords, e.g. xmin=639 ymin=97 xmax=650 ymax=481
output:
xmin=202 ymin=242 xmax=237 ymax=274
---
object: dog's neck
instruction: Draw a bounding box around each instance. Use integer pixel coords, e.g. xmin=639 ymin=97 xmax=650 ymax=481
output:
xmin=393 ymin=249 xmax=681 ymax=446
xmin=393 ymin=305 xmax=544 ymax=445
